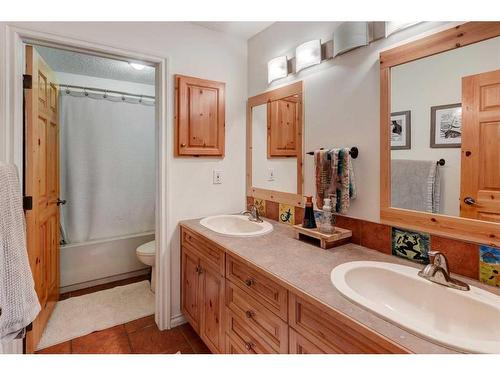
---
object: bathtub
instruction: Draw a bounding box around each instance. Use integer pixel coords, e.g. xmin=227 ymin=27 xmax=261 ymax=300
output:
xmin=60 ymin=231 xmax=155 ymax=293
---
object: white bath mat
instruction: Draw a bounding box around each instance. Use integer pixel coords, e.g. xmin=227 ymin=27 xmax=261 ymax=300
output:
xmin=36 ymin=280 xmax=155 ymax=350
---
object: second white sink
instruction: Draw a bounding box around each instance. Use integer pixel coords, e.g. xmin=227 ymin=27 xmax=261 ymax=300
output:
xmin=331 ymin=261 xmax=500 ymax=353
xmin=200 ymin=214 xmax=273 ymax=237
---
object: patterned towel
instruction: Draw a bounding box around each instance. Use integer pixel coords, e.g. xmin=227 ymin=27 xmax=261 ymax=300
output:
xmin=314 ymin=150 xmax=331 ymax=210
xmin=327 ymin=148 xmax=357 ymax=214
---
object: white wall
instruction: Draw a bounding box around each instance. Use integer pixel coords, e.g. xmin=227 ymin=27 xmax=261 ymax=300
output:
xmin=0 ymin=22 xmax=248 ymax=325
xmin=251 ymin=104 xmax=297 ymax=193
xmin=391 ymin=36 xmax=500 ymax=217
xmin=248 ymin=22 xmax=452 ymax=221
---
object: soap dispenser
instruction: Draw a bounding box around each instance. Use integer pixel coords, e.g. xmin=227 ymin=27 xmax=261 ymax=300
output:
xmin=319 ymin=198 xmax=334 ymax=234
xmin=302 ymin=196 xmax=317 ymax=229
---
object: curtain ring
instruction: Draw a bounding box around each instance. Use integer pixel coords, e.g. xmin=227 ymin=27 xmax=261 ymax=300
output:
xmin=139 ymin=95 xmax=143 ymax=103
xmin=65 ymin=85 xmax=70 ymax=94
xmin=122 ymin=95 xmax=126 ymax=101
xmin=103 ymin=90 xmax=108 ymax=99
xmin=84 ymin=88 xmax=89 ymax=97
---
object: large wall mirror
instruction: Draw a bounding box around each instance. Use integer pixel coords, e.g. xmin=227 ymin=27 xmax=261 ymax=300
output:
xmin=247 ymin=82 xmax=304 ymax=206
xmin=380 ymin=22 xmax=500 ymax=246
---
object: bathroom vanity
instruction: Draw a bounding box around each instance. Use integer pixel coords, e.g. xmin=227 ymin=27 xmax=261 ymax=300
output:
xmin=179 ymin=218 xmax=498 ymax=354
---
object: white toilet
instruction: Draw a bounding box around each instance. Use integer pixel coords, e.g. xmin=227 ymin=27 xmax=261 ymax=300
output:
xmin=136 ymin=240 xmax=156 ymax=292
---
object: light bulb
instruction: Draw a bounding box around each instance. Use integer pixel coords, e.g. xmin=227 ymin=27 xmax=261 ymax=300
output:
xmin=130 ymin=62 xmax=146 ymax=71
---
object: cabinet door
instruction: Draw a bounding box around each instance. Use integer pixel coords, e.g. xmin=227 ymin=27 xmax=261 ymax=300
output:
xmin=267 ymin=96 xmax=299 ymax=157
xmin=289 ymin=328 xmax=329 ymax=354
xmin=181 ymin=248 xmax=201 ymax=333
xmin=199 ymin=260 xmax=225 ymax=353
xmin=175 ymin=75 xmax=225 ymax=157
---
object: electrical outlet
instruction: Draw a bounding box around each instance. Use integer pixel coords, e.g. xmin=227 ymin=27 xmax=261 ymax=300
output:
xmin=213 ymin=170 xmax=223 ymax=184
xmin=267 ymin=168 xmax=276 ymax=181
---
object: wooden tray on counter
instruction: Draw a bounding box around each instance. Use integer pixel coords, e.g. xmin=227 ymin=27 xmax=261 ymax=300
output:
xmin=292 ymin=224 xmax=352 ymax=249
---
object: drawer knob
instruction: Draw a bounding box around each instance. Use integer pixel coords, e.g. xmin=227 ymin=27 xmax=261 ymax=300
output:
xmin=245 ymin=310 xmax=255 ymax=319
xmin=244 ymin=278 xmax=255 ymax=287
xmin=195 ymin=265 xmax=203 ymax=275
xmin=244 ymin=341 xmax=254 ymax=351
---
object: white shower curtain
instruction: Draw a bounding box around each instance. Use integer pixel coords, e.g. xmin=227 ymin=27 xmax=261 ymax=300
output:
xmin=59 ymin=94 xmax=155 ymax=244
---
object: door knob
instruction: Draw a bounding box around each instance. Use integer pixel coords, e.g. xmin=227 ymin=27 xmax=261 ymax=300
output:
xmin=463 ymin=197 xmax=478 ymax=206
xmin=56 ymin=199 xmax=67 ymax=206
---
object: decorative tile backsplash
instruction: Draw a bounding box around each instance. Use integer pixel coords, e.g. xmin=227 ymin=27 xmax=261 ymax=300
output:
xmin=278 ymin=203 xmax=294 ymax=225
xmin=247 ymin=195 xmax=499 ymax=288
xmin=391 ymin=228 xmax=430 ymax=264
xmin=479 ymin=245 xmax=500 ymax=288
xmin=253 ymin=198 xmax=265 ymax=217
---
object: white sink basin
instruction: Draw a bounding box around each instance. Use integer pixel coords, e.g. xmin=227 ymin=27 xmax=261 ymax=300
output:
xmin=199 ymin=215 xmax=273 ymax=238
xmin=331 ymin=261 xmax=500 ymax=353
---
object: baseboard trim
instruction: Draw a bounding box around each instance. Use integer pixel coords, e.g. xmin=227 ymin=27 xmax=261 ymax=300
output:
xmin=170 ymin=313 xmax=187 ymax=328
xmin=59 ymin=268 xmax=150 ymax=294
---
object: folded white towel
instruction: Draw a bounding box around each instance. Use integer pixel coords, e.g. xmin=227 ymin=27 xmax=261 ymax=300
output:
xmin=0 ymin=163 xmax=41 ymax=341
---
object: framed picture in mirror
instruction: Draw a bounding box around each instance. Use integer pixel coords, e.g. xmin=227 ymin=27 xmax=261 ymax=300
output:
xmin=430 ymin=103 xmax=462 ymax=148
xmin=390 ymin=111 xmax=411 ymax=150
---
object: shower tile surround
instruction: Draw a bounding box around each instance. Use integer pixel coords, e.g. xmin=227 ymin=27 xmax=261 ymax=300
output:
xmin=246 ymin=196 xmax=500 ymax=288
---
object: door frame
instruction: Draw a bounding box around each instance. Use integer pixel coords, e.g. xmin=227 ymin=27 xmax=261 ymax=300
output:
xmin=2 ymin=25 xmax=171 ymax=334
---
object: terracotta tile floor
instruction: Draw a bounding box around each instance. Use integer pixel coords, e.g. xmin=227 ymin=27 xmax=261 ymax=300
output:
xmin=36 ymin=316 xmax=210 ymax=354
xmin=36 ymin=275 xmax=210 ymax=354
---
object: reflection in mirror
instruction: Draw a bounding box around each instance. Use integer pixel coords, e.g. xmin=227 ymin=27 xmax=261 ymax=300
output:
xmin=390 ymin=36 xmax=500 ymax=222
xmin=251 ymin=94 xmax=302 ymax=194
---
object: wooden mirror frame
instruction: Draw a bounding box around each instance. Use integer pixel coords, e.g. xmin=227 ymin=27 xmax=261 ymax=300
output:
xmin=247 ymin=81 xmax=304 ymax=208
xmin=380 ymin=22 xmax=500 ymax=247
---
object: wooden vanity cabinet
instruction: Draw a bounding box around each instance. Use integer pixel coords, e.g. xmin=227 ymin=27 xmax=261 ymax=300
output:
xmin=180 ymin=226 xmax=410 ymax=354
xmin=181 ymin=230 xmax=225 ymax=353
xmin=175 ymin=75 xmax=225 ymax=157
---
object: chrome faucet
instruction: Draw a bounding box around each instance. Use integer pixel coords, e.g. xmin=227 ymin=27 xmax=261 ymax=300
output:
xmin=241 ymin=204 xmax=263 ymax=223
xmin=418 ymin=251 xmax=470 ymax=291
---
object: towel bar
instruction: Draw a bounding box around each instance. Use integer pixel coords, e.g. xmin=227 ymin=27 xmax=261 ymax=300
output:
xmin=306 ymin=146 xmax=359 ymax=159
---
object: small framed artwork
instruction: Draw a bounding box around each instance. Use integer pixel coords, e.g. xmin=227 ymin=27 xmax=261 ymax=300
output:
xmin=430 ymin=103 xmax=462 ymax=148
xmin=390 ymin=111 xmax=411 ymax=150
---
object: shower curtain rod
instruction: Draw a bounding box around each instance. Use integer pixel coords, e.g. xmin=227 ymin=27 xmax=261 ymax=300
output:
xmin=59 ymin=83 xmax=156 ymax=100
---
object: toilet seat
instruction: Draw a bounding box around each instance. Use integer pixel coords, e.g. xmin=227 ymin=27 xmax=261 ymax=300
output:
xmin=136 ymin=240 xmax=155 ymax=256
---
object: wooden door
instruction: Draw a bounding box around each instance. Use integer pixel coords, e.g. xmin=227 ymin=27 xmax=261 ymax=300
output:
xmin=267 ymin=96 xmax=299 ymax=157
xmin=199 ymin=259 xmax=224 ymax=353
xmin=461 ymin=69 xmax=500 ymax=222
xmin=24 ymin=45 xmax=60 ymax=352
xmin=181 ymin=247 xmax=201 ymax=332
xmin=175 ymin=75 xmax=225 ymax=157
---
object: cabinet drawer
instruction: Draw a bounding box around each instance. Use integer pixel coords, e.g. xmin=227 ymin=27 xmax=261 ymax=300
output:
xmin=225 ymin=309 xmax=276 ymax=354
xmin=289 ymin=294 xmax=409 ymax=354
xmin=182 ymin=227 xmax=224 ymax=275
xmin=225 ymin=281 xmax=288 ymax=353
xmin=226 ymin=255 xmax=288 ymax=321
xmin=289 ymin=328 xmax=330 ymax=354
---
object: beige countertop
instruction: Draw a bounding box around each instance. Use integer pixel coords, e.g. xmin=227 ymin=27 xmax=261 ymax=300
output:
xmin=180 ymin=217 xmax=500 ymax=354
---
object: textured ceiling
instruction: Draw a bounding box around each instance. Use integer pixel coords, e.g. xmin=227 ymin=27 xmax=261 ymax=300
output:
xmin=192 ymin=22 xmax=274 ymax=40
xmin=35 ymin=45 xmax=155 ymax=85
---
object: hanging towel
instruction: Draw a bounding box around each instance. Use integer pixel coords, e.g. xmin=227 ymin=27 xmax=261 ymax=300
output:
xmin=314 ymin=149 xmax=331 ymax=210
xmin=328 ymin=148 xmax=357 ymax=214
xmin=391 ymin=159 xmax=441 ymax=213
xmin=0 ymin=163 xmax=41 ymax=341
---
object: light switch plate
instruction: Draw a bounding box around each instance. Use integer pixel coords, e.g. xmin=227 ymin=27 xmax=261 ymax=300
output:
xmin=213 ymin=170 xmax=223 ymax=184
xmin=268 ymin=168 xmax=276 ymax=181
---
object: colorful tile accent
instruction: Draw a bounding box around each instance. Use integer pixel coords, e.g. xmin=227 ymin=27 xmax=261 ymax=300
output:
xmin=253 ymin=198 xmax=265 ymax=217
xmin=391 ymin=227 xmax=430 ymax=264
xmin=479 ymin=245 xmax=500 ymax=288
xmin=278 ymin=203 xmax=295 ymax=225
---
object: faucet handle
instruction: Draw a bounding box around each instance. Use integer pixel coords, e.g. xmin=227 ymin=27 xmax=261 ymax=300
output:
xmin=428 ymin=251 xmax=449 ymax=272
